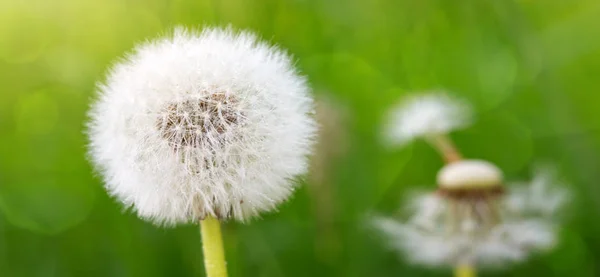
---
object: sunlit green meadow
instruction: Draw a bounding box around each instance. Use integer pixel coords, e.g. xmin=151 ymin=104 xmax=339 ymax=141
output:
xmin=1 ymin=0 xmax=600 ymax=276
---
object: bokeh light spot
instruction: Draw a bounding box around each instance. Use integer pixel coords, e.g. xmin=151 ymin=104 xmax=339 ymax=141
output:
xmin=0 ymin=6 xmax=50 ymax=64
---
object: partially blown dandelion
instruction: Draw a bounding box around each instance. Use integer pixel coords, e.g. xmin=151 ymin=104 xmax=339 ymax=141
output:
xmin=88 ymin=26 xmax=316 ymax=277
xmin=375 ymin=93 xmax=569 ymax=275
xmin=375 ymin=163 xmax=567 ymax=268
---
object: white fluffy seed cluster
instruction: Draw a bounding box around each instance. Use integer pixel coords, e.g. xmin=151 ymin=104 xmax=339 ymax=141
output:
xmin=373 ymin=167 xmax=569 ymax=268
xmin=384 ymin=93 xmax=472 ymax=146
xmin=88 ymin=27 xmax=316 ymax=225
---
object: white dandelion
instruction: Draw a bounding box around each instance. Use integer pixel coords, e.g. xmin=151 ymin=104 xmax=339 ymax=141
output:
xmin=87 ymin=26 xmax=316 ymax=226
xmin=384 ymin=92 xmax=472 ymax=148
xmin=375 ymin=93 xmax=569 ymax=273
xmin=374 ymin=162 xmax=568 ymax=268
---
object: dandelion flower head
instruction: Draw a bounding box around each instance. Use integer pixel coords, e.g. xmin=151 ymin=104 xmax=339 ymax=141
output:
xmin=88 ymin=27 xmax=316 ymax=225
xmin=384 ymin=93 xmax=472 ymax=147
xmin=375 ymin=162 xmax=568 ymax=268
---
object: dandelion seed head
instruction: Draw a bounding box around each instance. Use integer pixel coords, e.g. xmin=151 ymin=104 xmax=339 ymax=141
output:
xmin=87 ymin=26 xmax=316 ymax=225
xmin=373 ymin=165 xmax=568 ymax=269
xmin=384 ymin=93 xmax=472 ymax=147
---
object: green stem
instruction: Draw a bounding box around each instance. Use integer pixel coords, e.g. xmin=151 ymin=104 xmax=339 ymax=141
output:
xmin=200 ymin=216 xmax=228 ymax=277
xmin=454 ymin=263 xmax=476 ymax=277
xmin=427 ymin=134 xmax=462 ymax=163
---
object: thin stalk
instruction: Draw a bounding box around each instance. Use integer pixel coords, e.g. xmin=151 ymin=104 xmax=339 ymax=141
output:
xmin=454 ymin=263 xmax=476 ymax=277
xmin=200 ymin=216 xmax=228 ymax=277
xmin=427 ymin=134 xmax=462 ymax=163
xmin=430 ymin=135 xmax=472 ymax=276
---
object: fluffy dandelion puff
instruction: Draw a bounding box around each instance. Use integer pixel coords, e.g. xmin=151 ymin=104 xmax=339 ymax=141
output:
xmin=384 ymin=93 xmax=472 ymax=147
xmin=88 ymin=27 xmax=316 ymax=225
xmin=373 ymin=163 xmax=569 ymax=268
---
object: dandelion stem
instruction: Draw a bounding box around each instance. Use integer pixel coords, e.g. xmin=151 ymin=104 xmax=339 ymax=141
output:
xmin=427 ymin=134 xmax=462 ymax=163
xmin=454 ymin=264 xmax=476 ymax=277
xmin=200 ymin=216 xmax=228 ymax=277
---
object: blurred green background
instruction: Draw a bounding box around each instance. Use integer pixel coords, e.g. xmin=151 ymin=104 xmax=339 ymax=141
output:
xmin=1 ymin=0 xmax=600 ymax=276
